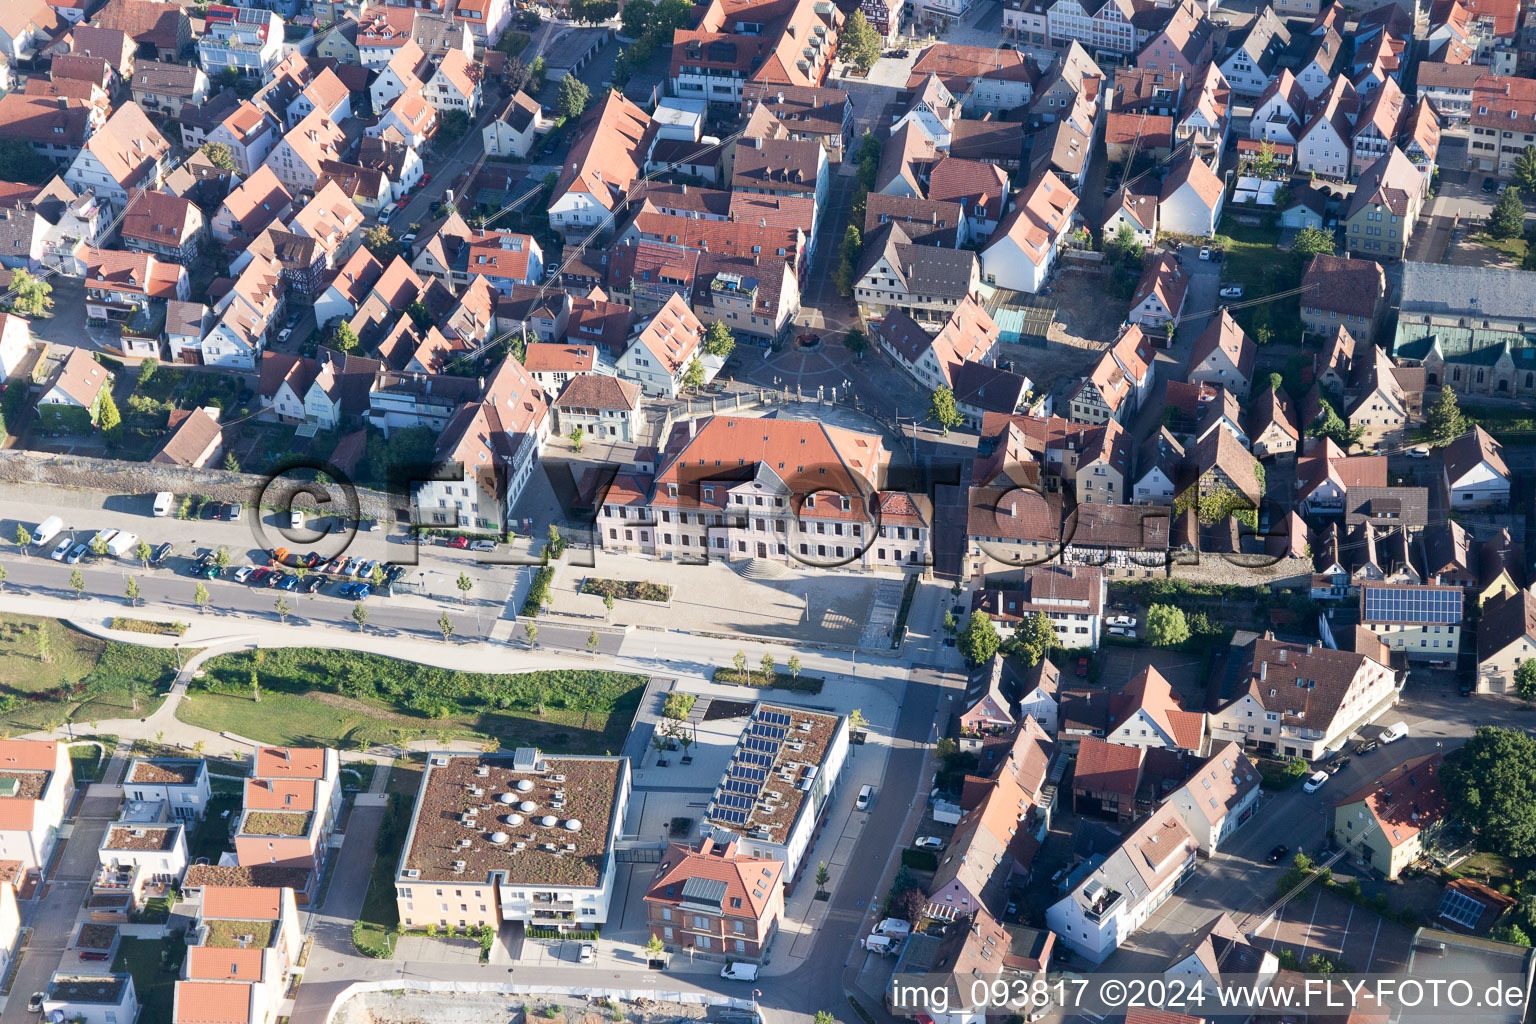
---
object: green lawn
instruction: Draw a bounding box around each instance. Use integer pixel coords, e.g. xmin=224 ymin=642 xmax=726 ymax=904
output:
xmin=353 ymin=788 xmax=412 ymax=957
xmin=1212 ymin=216 xmax=1306 ymax=345
xmin=69 ymin=738 xmax=114 ymax=782
xmin=112 ymin=936 xmax=183 ymax=1022
xmin=1456 ymin=850 xmax=1525 ymax=887
xmin=179 ymin=649 xmax=646 ymax=753
xmin=0 ymin=615 xmax=178 ymax=732
xmin=1470 ymin=232 xmax=1527 ymax=262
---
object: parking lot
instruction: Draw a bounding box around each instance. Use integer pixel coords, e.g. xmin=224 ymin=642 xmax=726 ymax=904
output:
xmin=1253 ymin=886 xmax=1414 ymax=973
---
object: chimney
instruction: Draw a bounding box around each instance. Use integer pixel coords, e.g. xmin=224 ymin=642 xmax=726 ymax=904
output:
xmin=688 ymin=418 xmax=697 ymax=437
xmin=1259 ymin=660 xmax=1267 ymax=681
xmin=681 ymin=183 xmax=688 ymax=194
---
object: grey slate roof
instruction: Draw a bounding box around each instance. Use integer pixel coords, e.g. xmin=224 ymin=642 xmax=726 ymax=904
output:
xmin=1399 ymin=262 xmax=1536 ymax=322
xmin=857 ymin=222 xmax=977 ymax=301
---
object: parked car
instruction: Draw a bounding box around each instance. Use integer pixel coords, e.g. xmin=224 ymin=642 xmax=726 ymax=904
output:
xmin=249 ymin=568 xmax=272 ymax=586
xmin=1406 ymin=446 xmax=1430 ymax=458
xmin=338 ymin=582 xmax=371 ymax=600
xmin=78 ymin=950 xmax=109 ymax=962
xmin=1108 ymin=626 xmax=1136 ymax=638
xmin=151 ymin=542 xmax=173 ymax=565
xmin=1199 ymin=246 xmax=1212 ymax=260
xmin=233 ymin=566 xmax=257 ymax=583
xmin=1380 ymin=721 xmax=1408 ymax=744
xmin=913 ymin=836 xmax=944 ymax=850
xmin=1302 ymin=770 xmax=1329 ymax=793
xmin=152 ymin=492 xmax=175 ymax=517
xmin=270 ymin=571 xmax=291 ymax=589
xmin=470 ymin=539 xmax=497 ymax=552
xmin=289 ymin=509 xmax=304 ymax=530
xmin=578 ymin=942 xmax=595 ymax=964
xmin=720 ymin=961 xmax=758 ymax=980
xmin=1076 ymin=656 xmax=1089 ymax=677
xmin=446 ymin=535 xmax=470 ymax=549
xmin=1266 ymin=844 xmax=1289 ymax=864
xmin=1355 ymin=739 xmax=1379 ymax=755
xmin=50 ymin=537 xmax=73 ymax=561
xmin=300 ymin=575 xmax=324 ymax=594
xmin=1107 ymin=615 xmax=1137 ymax=628
xmin=1329 ymin=756 xmax=1351 ymax=774
xmin=856 ymin=785 xmax=874 ymax=810
xmin=1219 ymin=285 xmax=1243 ymax=298
xmin=65 ymin=543 xmax=87 ymax=564
xmin=27 ymin=992 xmax=44 ymax=1012
xmin=225 ymin=503 xmax=242 ymax=522
xmin=1483 ymin=178 xmax=1498 ymax=193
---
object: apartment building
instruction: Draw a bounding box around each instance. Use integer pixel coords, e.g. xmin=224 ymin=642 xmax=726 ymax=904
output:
xmin=644 ymin=837 xmax=785 ymax=962
xmin=172 ymin=886 xmax=302 ymax=1024
xmin=971 ymin=564 xmax=1106 ymax=649
xmin=0 ymin=740 xmax=74 ymax=874
xmin=1333 ymin=753 xmax=1445 ymax=880
xmin=123 ymin=758 xmax=210 ymax=820
xmin=395 ymin=748 xmax=630 ymax=930
xmin=703 ymin=704 xmax=848 ymax=884
xmin=1467 ymin=74 xmax=1536 ymax=176
xmin=235 ymin=747 xmax=342 ymax=881
xmin=1359 ymin=582 xmax=1464 ymax=661
xmin=198 ymin=5 xmax=283 ymax=78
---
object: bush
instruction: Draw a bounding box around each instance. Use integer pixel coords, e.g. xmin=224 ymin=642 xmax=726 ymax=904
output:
xmin=711 ymin=667 xmax=823 ymax=693
xmin=900 ymin=849 xmax=938 ymax=870
xmin=580 ymin=578 xmax=672 ymax=602
xmin=662 ymin=693 xmax=696 ymax=720
xmin=109 ymin=618 xmax=189 ymax=636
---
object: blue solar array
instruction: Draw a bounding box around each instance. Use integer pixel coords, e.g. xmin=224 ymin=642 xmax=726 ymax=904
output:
xmin=725 ymin=777 xmax=758 ymax=795
xmin=745 ymin=736 xmax=780 ymax=755
xmin=718 ymin=793 xmax=753 ymax=810
xmin=714 ymin=806 xmax=748 ymax=825
xmin=731 ymin=763 xmax=768 ymax=781
xmin=1363 ymin=586 xmax=1462 ymax=623
xmin=751 ymin=722 xmax=787 ymax=741
xmin=759 ymin=709 xmax=792 ymax=727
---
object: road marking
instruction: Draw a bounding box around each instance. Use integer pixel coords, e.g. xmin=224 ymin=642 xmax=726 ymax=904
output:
xmin=1364 ymin=915 xmax=1383 ymax=972
xmin=1338 ymin=900 xmax=1354 ymax=962
xmin=1296 ymin=890 xmax=1321 ymax=960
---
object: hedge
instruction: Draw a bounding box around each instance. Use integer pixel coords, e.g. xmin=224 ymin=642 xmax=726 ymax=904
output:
xmin=109 ymin=617 xmax=189 ymax=636
xmin=522 ymin=565 xmax=554 ymax=617
xmin=901 ymin=849 xmax=938 ymax=870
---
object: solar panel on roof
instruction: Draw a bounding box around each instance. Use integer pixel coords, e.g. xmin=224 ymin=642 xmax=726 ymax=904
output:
xmin=738 ymin=751 xmax=772 ymax=769
xmin=725 ymin=777 xmax=759 ymax=796
xmin=759 ymin=709 xmax=792 ymax=727
xmin=731 ymin=764 xmax=767 ymax=782
xmin=1363 ymin=586 xmax=1461 ymax=623
xmin=718 ymin=793 xmax=753 ymax=810
xmin=714 ymin=806 xmax=748 ymax=825
xmin=745 ymin=736 xmax=780 ymax=755
xmin=752 ymin=722 xmax=787 ymax=740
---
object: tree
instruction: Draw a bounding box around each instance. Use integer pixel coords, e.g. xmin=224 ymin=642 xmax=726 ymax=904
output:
xmin=249 ymin=664 xmax=261 ymax=703
xmin=587 ymin=629 xmax=600 ymax=652
xmin=1516 ymin=659 xmax=1536 ymax=702
xmin=681 ymin=356 xmax=706 ymax=391
xmin=528 ymin=56 xmax=547 ymax=91
xmin=214 ymin=546 xmax=231 ymax=569
xmin=1514 ymin=147 xmax=1536 ymax=197
xmin=833 ymin=224 xmax=862 ymax=296
xmin=7 ymin=268 xmax=53 ymax=316
xmin=733 ymin=649 xmax=750 ymax=683
xmin=438 ymin=612 xmax=455 ymax=641
xmin=524 ymin=621 xmax=538 ymax=647
xmin=370 ymin=563 xmax=387 ymax=588
xmin=621 ymin=0 xmax=655 ymax=37
xmin=1494 ymin=924 xmax=1533 ymax=947
xmin=1147 ymin=603 xmax=1190 ymax=647
xmin=1105 ymin=221 xmax=1142 ymax=266
xmin=1491 ymin=186 xmax=1527 ymax=239
xmin=813 ymin=1012 xmax=836 ymax=1024
xmin=943 ymin=609 xmax=957 ymax=634
xmin=0 ymin=565 xmax=7 ymax=591
xmin=760 ymin=653 xmax=775 ymax=680
xmin=1252 ymin=140 xmax=1280 ymax=179
xmin=603 ymin=592 xmax=616 ymax=621
xmin=1427 ymin=385 xmax=1468 ymax=448
xmin=1267 ymin=372 xmax=1284 ymax=395
xmin=644 ymin=934 xmax=666 ymax=961
xmin=568 ymin=425 xmax=584 ymax=451
xmin=35 ymin=624 xmax=50 ymax=663
xmin=363 ymin=225 xmax=398 ymax=260
xmin=332 ymin=321 xmax=360 ymax=354
xmin=815 ymin=861 xmax=830 ymax=893
xmin=275 ymin=595 xmax=292 ymax=623
xmin=97 ymin=391 xmax=121 ymax=439
xmin=194 ymin=581 xmax=210 ymax=613
xmin=14 ymin=525 xmax=30 ymax=550
xmin=787 ymin=654 xmax=802 ymax=679
xmin=843 ymin=327 xmax=868 ymax=355
xmin=138 ymin=357 xmax=158 ymax=387
xmin=1442 ymin=726 xmax=1536 ymax=857
xmin=703 ymin=321 xmax=735 ymax=358
xmin=504 ymin=56 xmax=530 ymax=92
xmin=1308 ymin=397 xmax=1366 ymax=450
xmin=134 ymin=540 xmax=152 ymax=568
xmin=200 ymin=141 xmax=238 ymax=172
xmin=838 ymin=10 xmax=882 ymax=71
xmin=352 ymin=602 xmax=370 ymax=631
xmin=436 ymin=109 xmax=471 ymax=145
xmin=929 ymin=385 xmax=962 ymax=435
xmin=456 ymin=572 xmax=473 ymax=604
xmin=89 ymin=534 xmax=108 ymax=558
xmin=558 ymin=74 xmax=591 ymax=120
xmin=0 ymin=139 xmax=55 ymax=185
xmin=958 ymin=611 xmax=1001 ymax=665
xmin=222 ymin=450 xmax=240 ymax=473
xmin=1292 ymin=226 xmax=1336 ymax=262
xmin=69 ymin=568 xmax=85 ymax=598
xmin=1013 ymin=610 xmax=1056 ymax=664
xmin=125 ymin=577 xmax=140 ymax=607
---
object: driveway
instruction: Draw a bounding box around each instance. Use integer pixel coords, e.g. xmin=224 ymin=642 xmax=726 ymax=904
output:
xmin=22 ymin=277 xmax=92 ymax=350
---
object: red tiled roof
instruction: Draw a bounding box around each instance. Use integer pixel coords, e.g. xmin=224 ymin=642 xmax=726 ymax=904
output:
xmin=1074 ymin=736 xmax=1144 ymax=796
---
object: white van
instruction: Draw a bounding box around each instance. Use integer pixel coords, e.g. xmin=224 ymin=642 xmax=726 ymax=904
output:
xmin=152 ymin=492 xmax=174 ymax=517
xmin=379 ymin=201 xmax=399 ymax=223
xmin=863 ymin=934 xmax=896 ymax=955
xmin=720 ymin=962 xmax=759 ymax=982
xmin=33 ymin=515 xmax=63 ymax=546
xmin=875 ymin=918 xmax=912 ymax=938
xmin=106 ymin=532 xmax=139 ymax=558
xmin=856 ymin=785 xmax=874 ymax=810
xmin=1380 ymin=722 xmax=1409 ymax=744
